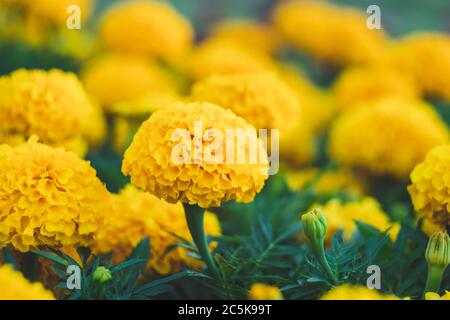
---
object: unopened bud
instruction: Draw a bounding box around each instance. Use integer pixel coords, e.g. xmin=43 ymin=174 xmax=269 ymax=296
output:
xmin=92 ymin=266 xmax=112 ymax=284
xmin=302 ymin=208 xmax=327 ymax=246
xmin=426 ymin=231 xmax=450 ymax=269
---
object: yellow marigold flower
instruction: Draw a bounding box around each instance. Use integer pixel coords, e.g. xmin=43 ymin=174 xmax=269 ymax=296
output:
xmin=279 ymin=120 xmax=315 ymax=166
xmin=272 ymin=1 xmax=387 ymax=65
xmin=425 ymin=291 xmax=450 ymax=300
xmin=0 ymin=69 xmax=92 ymax=154
xmin=25 ymin=0 xmax=94 ymax=26
xmin=95 ymin=185 xmax=221 ymax=275
xmin=82 ymin=53 xmax=176 ymax=109
xmin=122 ymin=102 xmax=269 ymax=208
xmin=0 ymin=264 xmax=55 ymax=300
xmin=333 ymin=66 xmax=419 ymax=110
xmin=328 ymin=97 xmax=449 ymax=179
xmin=248 ymin=283 xmax=283 ymax=300
xmin=100 ymin=0 xmax=193 ymax=61
xmin=320 ymin=284 xmax=400 ymax=300
xmin=191 ymin=72 xmax=300 ymax=132
xmin=81 ymin=98 xmax=107 ymax=148
xmin=312 ymin=198 xmax=399 ymax=242
xmin=0 ymin=138 xmax=112 ymax=252
xmin=82 ymin=54 xmax=173 ymax=111
xmin=187 ymin=38 xmax=277 ymax=80
xmin=278 ymin=65 xmax=335 ymax=133
xmin=382 ymin=33 xmax=450 ymax=101
xmin=286 ymin=167 xmax=365 ymax=196
xmin=408 ymin=145 xmax=450 ymax=226
xmin=209 ymin=19 xmax=281 ymax=54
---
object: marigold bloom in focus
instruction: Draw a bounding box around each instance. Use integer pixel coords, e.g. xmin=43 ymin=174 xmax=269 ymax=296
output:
xmin=95 ymin=185 xmax=221 ymax=275
xmin=408 ymin=145 xmax=450 ymax=226
xmin=0 ymin=138 xmax=112 ymax=252
xmin=272 ymin=1 xmax=387 ymax=65
xmin=187 ymin=39 xmax=277 ymax=80
xmin=328 ymin=97 xmax=449 ymax=179
xmin=82 ymin=53 xmax=176 ymax=109
xmin=100 ymin=0 xmax=193 ymax=61
xmin=122 ymin=102 xmax=269 ymax=208
xmin=248 ymin=283 xmax=283 ymax=300
xmin=209 ymin=19 xmax=281 ymax=54
xmin=333 ymin=66 xmax=419 ymax=110
xmin=0 ymin=264 xmax=55 ymax=300
xmin=312 ymin=198 xmax=399 ymax=242
xmin=191 ymin=72 xmax=300 ymax=132
xmin=0 ymin=69 xmax=92 ymax=155
xmin=320 ymin=284 xmax=400 ymax=300
xmin=382 ymin=33 xmax=450 ymax=101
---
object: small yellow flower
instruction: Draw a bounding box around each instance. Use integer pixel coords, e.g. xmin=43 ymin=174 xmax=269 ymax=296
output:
xmin=209 ymin=19 xmax=281 ymax=54
xmin=0 ymin=264 xmax=55 ymax=300
xmin=312 ymin=198 xmax=399 ymax=242
xmin=320 ymin=284 xmax=400 ymax=300
xmin=191 ymin=72 xmax=300 ymax=132
xmin=286 ymin=167 xmax=365 ymax=196
xmin=0 ymin=138 xmax=112 ymax=252
xmin=272 ymin=1 xmax=387 ymax=65
xmin=82 ymin=53 xmax=176 ymax=109
xmin=328 ymin=97 xmax=449 ymax=179
xmin=408 ymin=145 xmax=450 ymax=226
xmin=100 ymin=0 xmax=193 ymax=61
xmin=425 ymin=291 xmax=450 ymax=300
xmin=187 ymin=38 xmax=276 ymax=80
xmin=381 ymin=33 xmax=450 ymax=101
xmin=248 ymin=283 xmax=283 ymax=300
xmin=122 ymin=102 xmax=269 ymax=208
xmin=0 ymin=69 xmax=93 ymax=156
xmin=95 ymin=185 xmax=221 ymax=275
xmin=333 ymin=65 xmax=419 ymax=110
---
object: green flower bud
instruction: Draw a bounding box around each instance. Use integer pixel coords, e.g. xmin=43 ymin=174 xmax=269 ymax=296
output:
xmin=301 ymin=208 xmax=328 ymax=246
xmin=92 ymin=266 xmax=112 ymax=284
xmin=426 ymin=231 xmax=450 ymax=269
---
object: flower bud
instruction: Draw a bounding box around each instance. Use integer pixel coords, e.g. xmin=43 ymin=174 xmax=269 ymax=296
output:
xmin=302 ymin=208 xmax=328 ymax=246
xmin=426 ymin=231 xmax=450 ymax=269
xmin=92 ymin=266 xmax=112 ymax=284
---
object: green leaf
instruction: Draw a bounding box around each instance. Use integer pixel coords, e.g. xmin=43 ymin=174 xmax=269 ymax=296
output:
xmin=32 ymin=250 xmax=69 ymax=267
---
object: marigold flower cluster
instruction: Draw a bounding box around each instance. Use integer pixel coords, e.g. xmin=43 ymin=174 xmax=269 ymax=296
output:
xmin=95 ymin=185 xmax=221 ymax=275
xmin=0 ymin=138 xmax=112 ymax=252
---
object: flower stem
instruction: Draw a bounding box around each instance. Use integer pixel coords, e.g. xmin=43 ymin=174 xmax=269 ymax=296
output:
xmin=184 ymin=204 xmax=221 ymax=280
xmin=313 ymin=240 xmax=337 ymax=284
xmin=424 ymin=265 xmax=445 ymax=295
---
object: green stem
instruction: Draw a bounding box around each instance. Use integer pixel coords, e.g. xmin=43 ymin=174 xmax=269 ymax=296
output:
xmin=424 ymin=265 xmax=445 ymax=296
xmin=184 ymin=204 xmax=221 ymax=280
xmin=313 ymin=240 xmax=337 ymax=284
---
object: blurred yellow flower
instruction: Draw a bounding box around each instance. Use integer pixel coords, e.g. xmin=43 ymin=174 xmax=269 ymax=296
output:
xmin=0 ymin=69 xmax=92 ymax=156
xmin=279 ymin=120 xmax=316 ymax=167
xmin=0 ymin=138 xmax=112 ymax=252
xmin=425 ymin=291 xmax=450 ymax=300
xmin=191 ymin=72 xmax=300 ymax=132
xmin=286 ymin=167 xmax=365 ymax=196
xmin=382 ymin=33 xmax=450 ymax=101
xmin=408 ymin=145 xmax=450 ymax=226
xmin=95 ymin=185 xmax=221 ymax=275
xmin=209 ymin=19 xmax=281 ymax=54
xmin=328 ymin=97 xmax=448 ymax=179
xmin=333 ymin=65 xmax=419 ymax=110
xmin=100 ymin=0 xmax=193 ymax=61
xmin=81 ymin=98 xmax=107 ymax=148
xmin=272 ymin=0 xmax=387 ymax=65
xmin=25 ymin=0 xmax=94 ymax=26
xmin=0 ymin=264 xmax=55 ymax=300
xmin=248 ymin=283 xmax=283 ymax=300
xmin=122 ymin=102 xmax=269 ymax=208
xmin=320 ymin=284 xmax=400 ymax=300
xmin=187 ymin=38 xmax=277 ymax=80
xmin=82 ymin=53 xmax=176 ymax=109
xmin=311 ymin=198 xmax=399 ymax=242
